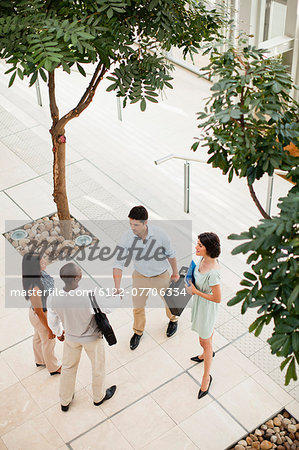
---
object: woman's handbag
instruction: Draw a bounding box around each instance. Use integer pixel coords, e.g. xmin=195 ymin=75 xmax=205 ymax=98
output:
xmin=89 ymin=293 xmax=117 ymax=346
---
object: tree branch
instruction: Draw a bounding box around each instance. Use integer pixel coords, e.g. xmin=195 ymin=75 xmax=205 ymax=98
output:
xmin=56 ymin=64 xmax=108 ymax=130
xmin=247 ymin=180 xmax=271 ymax=220
xmin=93 ymin=64 xmax=107 ymax=91
xmin=77 ymin=11 xmax=101 ymax=23
xmin=48 ymin=70 xmax=59 ymax=128
xmin=76 ymin=61 xmax=103 ymax=107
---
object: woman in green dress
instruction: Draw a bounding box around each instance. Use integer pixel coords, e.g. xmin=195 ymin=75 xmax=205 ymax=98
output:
xmin=185 ymin=232 xmax=221 ymax=399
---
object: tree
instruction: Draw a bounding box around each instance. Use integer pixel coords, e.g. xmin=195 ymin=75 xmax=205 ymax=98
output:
xmin=192 ymin=44 xmax=299 ymax=384
xmin=192 ymin=45 xmax=299 ymax=219
xmin=0 ymin=0 xmax=224 ymax=238
xmin=228 ymin=187 xmax=299 ymax=385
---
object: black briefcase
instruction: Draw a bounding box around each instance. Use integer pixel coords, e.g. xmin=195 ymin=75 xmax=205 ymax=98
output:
xmin=89 ymin=293 xmax=117 ymax=346
xmin=164 ymin=266 xmax=192 ymax=316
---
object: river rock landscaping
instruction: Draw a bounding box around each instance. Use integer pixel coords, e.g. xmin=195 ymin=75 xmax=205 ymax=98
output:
xmin=229 ymin=410 xmax=299 ymax=450
xmin=4 ymin=214 xmax=97 ymax=263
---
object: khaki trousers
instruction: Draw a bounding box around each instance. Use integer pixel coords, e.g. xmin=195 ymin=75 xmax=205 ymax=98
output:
xmin=29 ymin=308 xmax=60 ymax=373
xmin=59 ymin=338 xmax=106 ymax=406
xmin=132 ymin=270 xmax=177 ymax=335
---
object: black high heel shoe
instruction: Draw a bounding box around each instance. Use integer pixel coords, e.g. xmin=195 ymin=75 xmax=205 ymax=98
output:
xmin=190 ymin=351 xmax=215 ymax=363
xmin=198 ymin=375 xmax=212 ymax=399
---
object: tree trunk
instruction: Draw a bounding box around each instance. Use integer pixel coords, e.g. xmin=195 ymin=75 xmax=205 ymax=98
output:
xmin=51 ymin=130 xmax=72 ymax=240
xmin=48 ymin=70 xmax=72 ymax=240
xmin=47 ymin=64 xmax=107 ymax=239
xmin=247 ymin=180 xmax=271 ymax=220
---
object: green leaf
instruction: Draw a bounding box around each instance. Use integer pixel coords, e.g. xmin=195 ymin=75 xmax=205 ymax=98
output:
xmin=240 ymin=279 xmax=253 ymax=287
xmin=56 ymin=28 xmax=64 ymax=39
xmin=230 ymin=108 xmax=241 ymax=119
xmin=231 ymin=242 xmax=252 ymax=255
xmin=165 ymin=81 xmax=173 ymax=89
xmin=39 ymin=68 xmax=47 ymax=82
xmin=78 ymin=31 xmax=95 ymax=40
xmin=29 ymin=72 xmax=38 ymax=86
xmin=229 ymin=232 xmax=251 ymax=241
xmin=244 ymin=272 xmax=257 ymax=281
xmin=254 ymin=320 xmax=264 ymax=337
xmin=285 ymin=357 xmax=297 ymax=385
xmin=268 ymin=334 xmax=288 ymax=352
xmin=287 ymin=284 xmax=299 ymax=310
xmin=71 ymin=33 xmax=78 ymax=46
xmin=220 ymin=114 xmax=230 ymax=124
xmin=44 ymin=59 xmax=52 ymax=71
xmin=249 ymin=316 xmax=264 ymax=333
xmin=106 ymin=83 xmax=117 ymax=92
xmin=241 ymin=299 xmax=249 ymax=314
xmin=76 ymin=63 xmax=86 ymax=77
xmin=191 ymin=141 xmax=199 ymax=152
xmin=149 ymin=0 xmax=159 ymax=10
xmin=140 ymin=98 xmax=146 ymax=112
xmin=61 ymin=61 xmax=71 ymax=74
xmin=292 ymin=332 xmax=299 ymax=352
xmin=278 ymin=335 xmax=292 ymax=357
xmin=107 ymin=8 xmax=113 ymax=18
xmin=5 ymin=66 xmax=17 ymax=75
xmin=280 ymin=355 xmax=292 ymax=371
xmin=227 ymin=295 xmax=242 ymax=306
xmin=17 ymin=68 xmax=24 ymax=80
xmin=8 ymin=71 xmax=16 ymax=87
xmin=272 ymin=82 xmax=283 ymax=93
xmin=145 ymin=95 xmax=158 ymax=103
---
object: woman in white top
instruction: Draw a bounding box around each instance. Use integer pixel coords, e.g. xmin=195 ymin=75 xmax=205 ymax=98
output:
xmin=185 ymin=232 xmax=221 ymax=399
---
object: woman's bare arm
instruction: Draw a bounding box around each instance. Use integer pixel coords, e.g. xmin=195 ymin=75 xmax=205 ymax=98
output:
xmin=185 ymin=283 xmax=221 ymax=303
xmin=30 ymin=287 xmax=55 ymax=338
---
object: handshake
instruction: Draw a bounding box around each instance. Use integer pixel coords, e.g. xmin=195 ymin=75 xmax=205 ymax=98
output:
xmin=48 ymin=329 xmax=65 ymax=341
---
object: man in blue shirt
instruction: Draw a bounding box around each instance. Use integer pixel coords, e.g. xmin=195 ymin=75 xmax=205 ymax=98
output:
xmin=113 ymin=206 xmax=180 ymax=350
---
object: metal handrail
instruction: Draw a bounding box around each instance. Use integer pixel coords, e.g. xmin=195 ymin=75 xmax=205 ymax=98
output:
xmin=154 ymin=154 xmax=289 ymax=216
xmin=154 ymin=154 xmax=207 ymax=165
xmin=154 ymin=154 xmax=208 ymax=213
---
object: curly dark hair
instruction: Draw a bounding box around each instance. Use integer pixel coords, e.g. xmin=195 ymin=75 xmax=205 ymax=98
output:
xmin=198 ymin=232 xmax=221 ymax=258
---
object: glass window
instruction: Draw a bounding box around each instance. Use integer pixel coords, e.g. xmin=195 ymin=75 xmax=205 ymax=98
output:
xmin=263 ymin=0 xmax=287 ymax=40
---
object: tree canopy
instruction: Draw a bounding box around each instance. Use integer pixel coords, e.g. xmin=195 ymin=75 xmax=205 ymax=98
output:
xmin=0 ymin=0 xmax=224 ymax=110
xmin=192 ymin=45 xmax=299 ymax=218
xmin=228 ymin=188 xmax=299 ymax=385
xmin=0 ymin=0 xmax=225 ymax=235
xmin=192 ymin=43 xmax=299 ymax=384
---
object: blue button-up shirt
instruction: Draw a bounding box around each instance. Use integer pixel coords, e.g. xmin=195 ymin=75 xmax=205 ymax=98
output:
xmin=113 ymin=224 xmax=176 ymax=277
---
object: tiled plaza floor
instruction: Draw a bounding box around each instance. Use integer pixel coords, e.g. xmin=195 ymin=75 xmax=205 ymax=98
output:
xmin=0 ymin=61 xmax=297 ymax=450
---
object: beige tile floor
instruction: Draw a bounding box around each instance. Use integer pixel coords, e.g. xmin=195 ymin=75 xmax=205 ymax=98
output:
xmin=0 ymin=60 xmax=297 ymax=450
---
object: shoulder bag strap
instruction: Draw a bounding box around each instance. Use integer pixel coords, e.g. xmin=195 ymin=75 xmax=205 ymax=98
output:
xmin=89 ymin=292 xmax=99 ymax=313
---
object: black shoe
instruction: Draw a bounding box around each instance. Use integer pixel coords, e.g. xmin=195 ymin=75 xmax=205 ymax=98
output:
xmin=50 ymin=366 xmax=61 ymax=376
xmin=61 ymin=394 xmax=74 ymax=412
xmin=61 ymin=404 xmax=69 ymax=412
xmin=94 ymin=385 xmax=117 ymax=406
xmin=130 ymin=333 xmax=142 ymax=350
xmin=198 ymin=375 xmax=212 ymax=399
xmin=166 ymin=321 xmax=178 ymax=337
xmin=191 ymin=351 xmax=215 ymax=363
xmin=36 ymin=363 xmax=45 ymax=367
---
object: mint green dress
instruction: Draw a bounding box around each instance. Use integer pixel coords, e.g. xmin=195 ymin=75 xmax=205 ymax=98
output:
xmin=191 ymin=257 xmax=221 ymax=339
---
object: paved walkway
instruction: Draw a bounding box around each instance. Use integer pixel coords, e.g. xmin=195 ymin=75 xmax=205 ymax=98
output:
xmin=0 ymin=61 xmax=297 ymax=450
